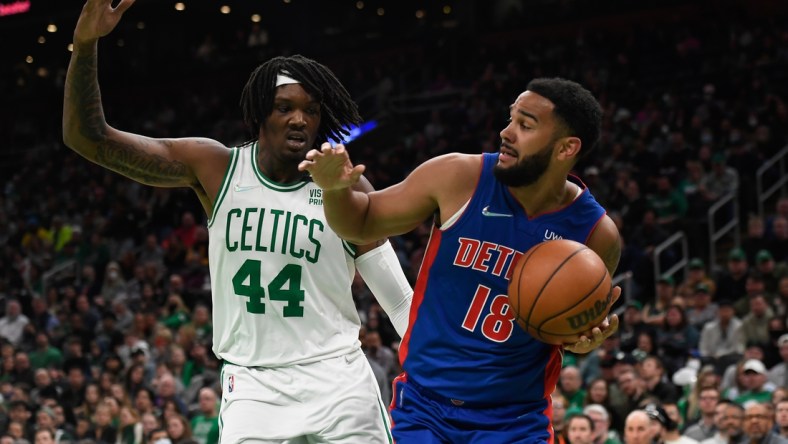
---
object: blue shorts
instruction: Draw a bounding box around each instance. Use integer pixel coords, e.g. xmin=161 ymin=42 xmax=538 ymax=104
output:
xmin=389 ymin=374 xmax=553 ymax=444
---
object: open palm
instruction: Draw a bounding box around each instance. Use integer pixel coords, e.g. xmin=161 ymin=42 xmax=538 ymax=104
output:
xmin=75 ymin=0 xmax=135 ymax=44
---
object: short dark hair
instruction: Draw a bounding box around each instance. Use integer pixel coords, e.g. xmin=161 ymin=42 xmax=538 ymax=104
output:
xmin=240 ymin=55 xmax=362 ymax=145
xmin=35 ymin=428 xmax=55 ymax=440
xmin=567 ymin=413 xmax=596 ymax=431
xmin=525 ymin=77 xmax=602 ymax=157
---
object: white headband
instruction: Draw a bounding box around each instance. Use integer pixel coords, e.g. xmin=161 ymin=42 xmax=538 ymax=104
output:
xmin=275 ymin=71 xmax=300 ymax=87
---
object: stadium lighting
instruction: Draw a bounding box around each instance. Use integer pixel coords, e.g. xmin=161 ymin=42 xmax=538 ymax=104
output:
xmin=46 ymin=23 xmax=57 ymax=33
xmin=174 ymin=2 xmax=185 ymax=11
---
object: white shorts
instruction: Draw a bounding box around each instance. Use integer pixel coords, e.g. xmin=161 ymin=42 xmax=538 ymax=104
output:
xmin=218 ymin=349 xmax=392 ymax=443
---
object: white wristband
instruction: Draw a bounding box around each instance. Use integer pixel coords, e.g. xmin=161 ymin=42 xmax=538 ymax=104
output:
xmin=355 ymin=241 xmax=413 ymax=338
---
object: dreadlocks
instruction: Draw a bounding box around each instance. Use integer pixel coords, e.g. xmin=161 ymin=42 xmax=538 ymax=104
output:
xmin=240 ymin=55 xmax=362 ymax=145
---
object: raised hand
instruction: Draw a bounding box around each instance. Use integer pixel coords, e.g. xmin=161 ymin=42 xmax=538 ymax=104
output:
xmin=74 ymin=0 xmax=136 ymax=44
xmin=563 ymin=285 xmax=621 ymax=354
xmin=299 ymin=143 xmax=366 ymax=191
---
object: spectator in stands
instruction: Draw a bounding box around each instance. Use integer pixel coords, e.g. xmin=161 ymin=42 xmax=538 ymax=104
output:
xmin=732 ymin=359 xmax=774 ymax=405
xmin=567 ymin=414 xmax=596 ymax=444
xmin=12 ymin=351 xmax=34 ymax=387
xmin=0 ymin=299 xmax=29 ymax=347
xmin=700 ymin=401 xmax=743 ymax=444
xmin=644 ymin=275 xmax=676 ymax=327
xmin=173 ymin=212 xmax=197 ymax=250
xmin=612 ymin=369 xmax=655 ymax=425
xmin=92 ymin=401 xmax=117 ymax=443
xmin=649 ymin=175 xmax=688 ymax=232
xmin=560 ymin=366 xmax=587 ymax=410
xmin=698 ymin=299 xmax=745 ymax=375
xmin=190 ymin=387 xmax=219 ymax=444
xmin=35 ymin=406 xmax=72 ymax=443
xmin=30 ymin=368 xmax=61 ymax=406
xmin=766 ymin=198 xmax=788 ymax=239
xmin=154 ymin=373 xmax=188 ymax=418
xmin=657 ymin=304 xmax=699 ymax=376
xmin=686 ymin=283 xmax=718 ymax=331
xmin=362 ymin=328 xmax=398 ymax=386
xmin=584 ymin=166 xmax=610 ymax=208
xmin=623 ymin=410 xmax=653 ymax=444
xmin=7 ymin=400 xmax=35 ymax=439
xmin=618 ymin=180 xmax=650 ymax=240
xmin=676 ymin=258 xmax=715 ymax=300
xmin=638 ymin=356 xmax=680 ymax=403
xmin=644 ymin=403 xmax=692 ymax=444
xmin=720 ymin=344 xmax=765 ymax=396
xmin=700 ymin=153 xmax=738 ymax=202
xmin=584 ymin=404 xmax=622 ymax=444
xmin=28 ymin=331 xmax=62 ymax=371
xmin=620 ymin=301 xmax=655 ymax=353
xmin=29 ymin=297 xmax=58 ymax=337
xmin=117 ymin=405 xmax=143 ymax=444
xmin=682 ymin=387 xmax=719 ymax=442
xmin=140 ymin=412 xmax=161 ymax=441
xmin=771 ymin=216 xmax=788 ymax=262
xmin=742 ymin=216 xmax=770 ymax=265
xmin=776 ymin=399 xmax=788 ymax=440
xmin=740 ymin=402 xmax=781 ymax=444
xmin=714 ymin=248 xmax=749 ymax=305
xmin=745 ymin=296 xmax=777 ymax=351
xmin=553 ymin=393 xmax=570 ymax=442
xmin=33 ymin=428 xmax=54 ymax=444
xmin=166 ymin=414 xmax=196 ymax=444
xmin=755 ymin=249 xmax=788 ymax=296
xmin=768 ymin=334 xmax=788 ymax=388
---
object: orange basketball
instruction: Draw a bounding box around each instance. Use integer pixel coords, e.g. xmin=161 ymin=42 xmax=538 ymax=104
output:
xmin=508 ymin=239 xmax=613 ymax=345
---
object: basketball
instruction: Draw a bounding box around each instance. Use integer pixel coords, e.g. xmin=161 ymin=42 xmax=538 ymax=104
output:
xmin=508 ymin=239 xmax=613 ymax=345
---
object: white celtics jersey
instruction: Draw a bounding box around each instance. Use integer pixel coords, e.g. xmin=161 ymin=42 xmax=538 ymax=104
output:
xmin=207 ymin=142 xmax=362 ymax=367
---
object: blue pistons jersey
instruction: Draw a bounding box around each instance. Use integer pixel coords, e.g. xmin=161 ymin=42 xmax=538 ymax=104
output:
xmin=398 ymin=153 xmax=606 ymax=419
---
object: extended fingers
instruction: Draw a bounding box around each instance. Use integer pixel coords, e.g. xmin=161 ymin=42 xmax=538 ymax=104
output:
xmin=610 ymin=285 xmax=622 ymax=305
xmin=114 ymin=0 xmax=136 ymax=14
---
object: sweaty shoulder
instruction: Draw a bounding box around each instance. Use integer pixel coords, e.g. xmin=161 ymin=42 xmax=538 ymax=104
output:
xmin=413 ymin=153 xmax=483 ymax=225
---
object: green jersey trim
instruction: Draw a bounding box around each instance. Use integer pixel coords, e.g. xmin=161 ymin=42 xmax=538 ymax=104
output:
xmin=342 ymin=240 xmax=357 ymax=257
xmin=378 ymin=396 xmax=393 ymax=443
xmin=207 ymin=147 xmax=239 ymax=228
xmin=251 ymin=142 xmax=310 ymax=192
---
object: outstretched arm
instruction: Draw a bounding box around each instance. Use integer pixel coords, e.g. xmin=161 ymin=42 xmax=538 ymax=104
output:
xmin=300 ymin=143 xmax=474 ymax=244
xmin=351 ymin=176 xmax=413 ymax=338
xmin=63 ymin=0 xmax=228 ymax=212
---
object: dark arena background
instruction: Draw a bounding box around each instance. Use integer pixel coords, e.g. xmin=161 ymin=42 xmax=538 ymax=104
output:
xmin=1 ymin=0 xmax=788 ymax=441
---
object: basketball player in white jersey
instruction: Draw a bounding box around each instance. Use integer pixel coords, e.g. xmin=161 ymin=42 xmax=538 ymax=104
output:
xmin=63 ymin=1 xmax=412 ymax=442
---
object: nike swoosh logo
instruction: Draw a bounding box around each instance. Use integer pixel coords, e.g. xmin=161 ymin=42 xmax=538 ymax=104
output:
xmin=481 ymin=205 xmax=513 ymax=217
xmin=234 ymin=184 xmax=259 ymax=192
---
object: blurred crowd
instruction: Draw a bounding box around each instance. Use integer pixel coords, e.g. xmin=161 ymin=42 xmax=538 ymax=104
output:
xmin=1 ymin=1 xmax=788 ymax=443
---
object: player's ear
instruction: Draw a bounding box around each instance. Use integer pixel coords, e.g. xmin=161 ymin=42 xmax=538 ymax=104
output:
xmin=556 ymin=137 xmax=581 ymax=160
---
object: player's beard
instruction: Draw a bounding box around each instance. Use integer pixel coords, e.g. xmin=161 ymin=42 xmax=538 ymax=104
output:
xmin=493 ymin=139 xmax=554 ymax=187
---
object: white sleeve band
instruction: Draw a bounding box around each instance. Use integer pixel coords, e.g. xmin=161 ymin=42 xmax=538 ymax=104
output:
xmin=355 ymin=240 xmax=413 ymax=338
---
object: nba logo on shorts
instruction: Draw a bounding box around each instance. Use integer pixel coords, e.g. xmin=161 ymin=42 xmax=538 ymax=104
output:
xmin=228 ymin=375 xmax=235 ymax=393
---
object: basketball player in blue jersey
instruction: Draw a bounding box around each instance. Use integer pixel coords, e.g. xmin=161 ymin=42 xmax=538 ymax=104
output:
xmin=63 ymin=1 xmax=413 ymax=442
xmin=301 ymin=77 xmax=622 ymax=442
